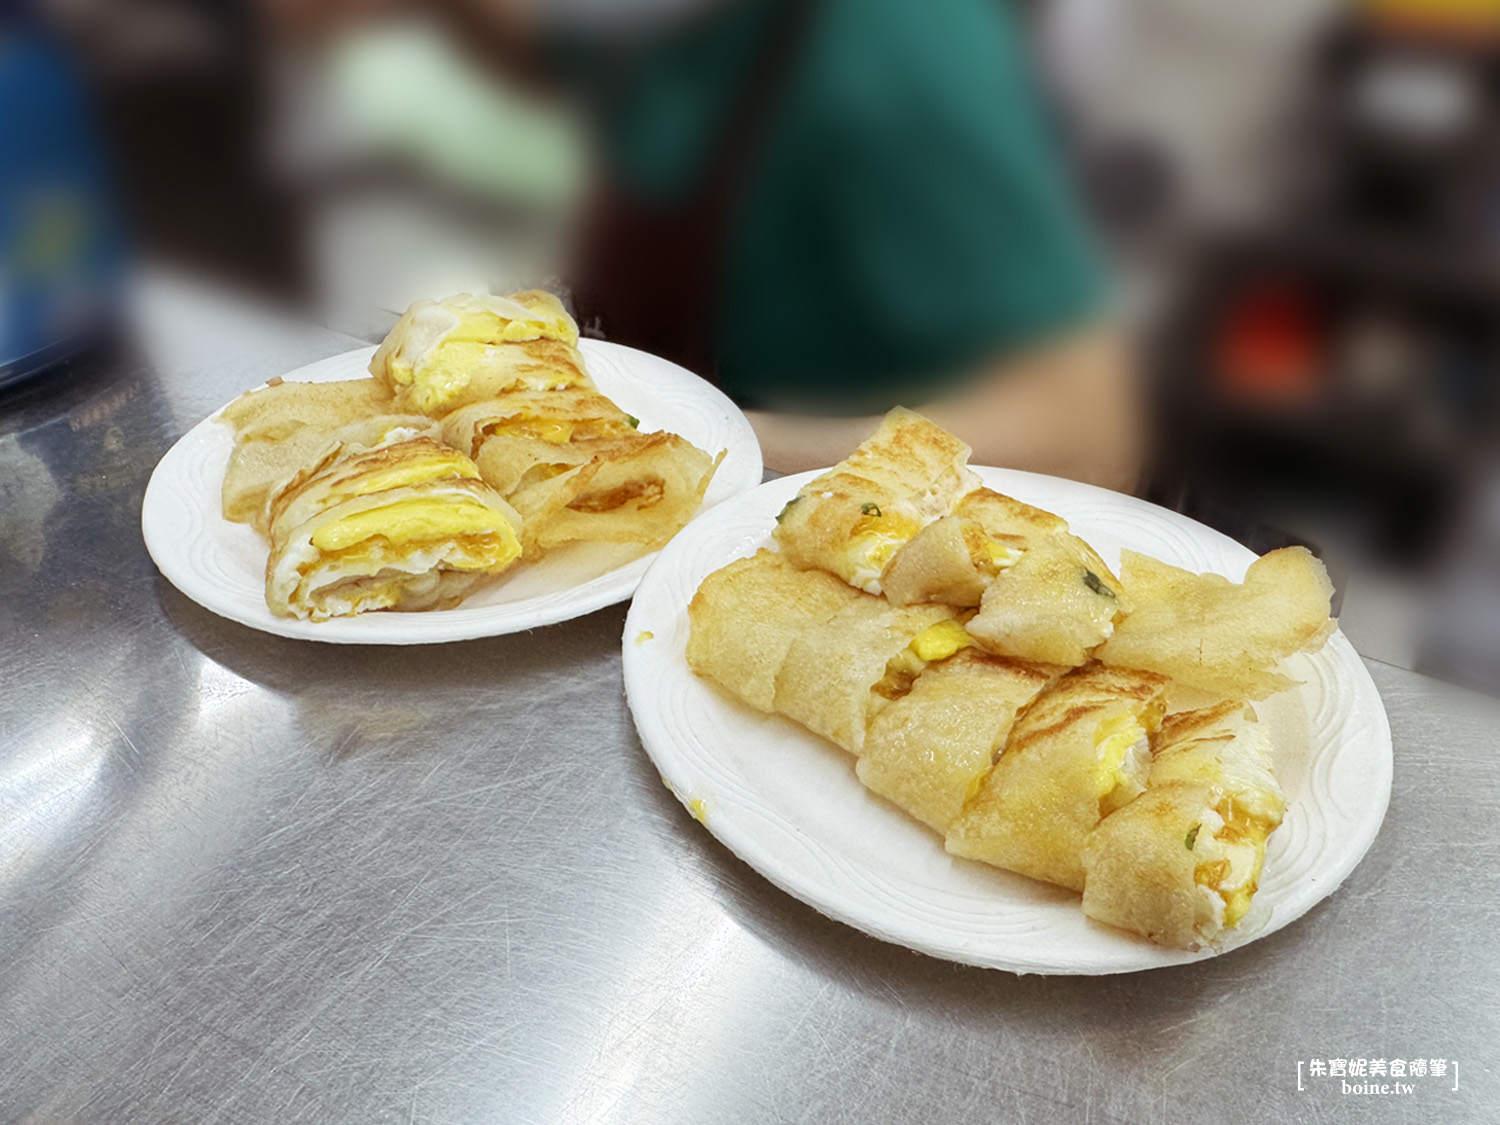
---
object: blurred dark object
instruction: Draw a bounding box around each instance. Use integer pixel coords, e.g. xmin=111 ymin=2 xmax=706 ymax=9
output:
xmin=1419 ymin=460 xmax=1500 ymax=690
xmin=0 ymin=15 xmax=126 ymax=390
xmin=46 ymin=0 xmax=307 ymax=302
xmin=1149 ymin=6 xmax=1500 ymax=577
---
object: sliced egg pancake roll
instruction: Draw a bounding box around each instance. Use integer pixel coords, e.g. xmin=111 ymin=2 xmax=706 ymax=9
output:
xmin=1082 ymin=703 xmax=1286 ymax=949
xmin=219 ymin=376 xmax=399 ymax=442
xmin=944 ymin=664 xmax=1169 ymax=891
xmin=264 ymin=437 xmax=522 ymax=620
xmin=506 ymin=431 xmax=721 ymax=555
xmin=686 ymin=550 xmax=863 ymax=712
xmin=773 ymin=408 xmax=979 ymax=594
xmin=224 ymin=414 xmax=439 ymax=536
xmin=370 ymin=290 xmax=579 ymax=414
xmin=439 ymin=389 xmax=634 ymax=462
xmin=1096 ymin=547 xmax=1336 ymax=701
xmin=881 ymin=488 xmax=1067 ymax=608
xmin=371 ymin=291 xmax=592 ymax=416
xmin=772 ymin=600 xmax=961 ymax=754
xmin=857 ymin=652 xmax=1058 ymax=833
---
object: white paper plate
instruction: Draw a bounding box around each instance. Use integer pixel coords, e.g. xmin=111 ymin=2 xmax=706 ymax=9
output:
xmin=142 ymin=341 xmax=762 ymax=643
xmin=622 ymin=468 xmax=1392 ymax=974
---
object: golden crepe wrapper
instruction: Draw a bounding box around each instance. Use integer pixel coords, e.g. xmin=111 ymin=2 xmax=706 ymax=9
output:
xmin=507 ymin=431 xmax=722 ymax=555
xmin=945 ymin=664 xmax=1168 ymax=891
xmin=264 ymin=437 xmax=523 ymax=620
xmin=371 ymin=290 xmax=590 ymax=416
xmin=219 ymin=376 xmax=398 ymax=442
xmin=686 ymin=549 xmax=862 ymax=712
xmin=857 ymin=652 xmax=1057 ymax=833
xmin=1082 ymin=702 xmax=1285 ymax=949
xmin=774 ymin=407 xmax=979 ymax=594
xmin=772 ymin=598 xmax=958 ymax=754
xmin=439 ymin=388 xmax=633 ymax=461
xmin=1096 ymin=547 xmax=1335 ymax=700
xmin=949 ymin=490 xmax=1129 ymax=667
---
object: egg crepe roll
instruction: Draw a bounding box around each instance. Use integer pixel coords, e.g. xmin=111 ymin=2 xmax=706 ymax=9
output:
xmin=774 ymin=408 xmax=979 ymax=594
xmin=1096 ymin=547 xmax=1335 ymax=700
xmin=265 ymin=436 xmax=523 ymax=620
xmin=506 ymin=431 xmax=721 ymax=555
xmin=217 ymin=375 xmax=436 ymax=535
xmin=1082 ymin=702 xmax=1286 ymax=949
xmin=945 ymin=664 xmax=1169 ymax=891
xmin=686 ymin=549 xmax=863 ymax=712
xmin=224 ymin=414 xmax=439 ymax=536
xmin=370 ymin=291 xmax=579 ymax=414
xmin=773 ymin=600 xmax=961 ymax=754
xmin=439 ymin=389 xmax=634 ymax=461
xmin=857 ymin=651 xmax=1058 ymax=833
xmin=371 ymin=291 xmax=591 ymax=416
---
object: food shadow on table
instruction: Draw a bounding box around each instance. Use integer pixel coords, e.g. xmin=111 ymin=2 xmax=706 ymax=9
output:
xmin=157 ymin=578 xmax=632 ymax=765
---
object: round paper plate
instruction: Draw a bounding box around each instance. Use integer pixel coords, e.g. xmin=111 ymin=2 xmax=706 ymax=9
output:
xmin=622 ymin=468 xmax=1392 ymax=974
xmin=142 ymin=340 xmax=762 ymax=643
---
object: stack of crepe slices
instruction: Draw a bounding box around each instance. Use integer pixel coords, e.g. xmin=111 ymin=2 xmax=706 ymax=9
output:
xmin=686 ymin=408 xmax=1335 ymax=950
xmin=219 ymin=290 xmax=722 ymax=620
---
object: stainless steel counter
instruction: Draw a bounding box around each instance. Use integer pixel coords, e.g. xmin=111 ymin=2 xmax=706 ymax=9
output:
xmin=2 ymin=279 xmax=1496 ymax=1123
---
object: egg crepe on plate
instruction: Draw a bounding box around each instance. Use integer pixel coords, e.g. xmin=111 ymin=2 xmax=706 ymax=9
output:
xmin=369 ymin=292 xmax=591 ymax=416
xmin=773 ymin=599 xmax=963 ymax=754
xmin=1096 ymin=547 xmax=1335 ymax=700
xmin=685 ymin=549 xmax=861 ymax=712
xmin=440 ymin=388 xmax=634 ymax=466
xmin=945 ymin=664 xmax=1169 ymax=891
xmin=505 ymin=431 xmax=723 ymax=556
xmin=218 ymin=377 xmax=438 ymax=535
xmin=883 ymin=487 xmax=1130 ymax=667
xmin=1082 ymin=702 xmax=1286 ymax=949
xmin=774 ymin=408 xmax=979 ymax=594
xmin=857 ymin=651 xmax=1059 ymax=834
xmin=265 ymin=436 xmax=523 ymax=620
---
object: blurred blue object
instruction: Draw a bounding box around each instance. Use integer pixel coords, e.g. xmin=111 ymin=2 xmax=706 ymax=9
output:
xmin=0 ymin=15 xmax=125 ymax=391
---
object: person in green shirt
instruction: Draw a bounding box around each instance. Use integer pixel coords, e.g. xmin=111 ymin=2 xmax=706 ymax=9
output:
xmin=277 ymin=0 xmax=1142 ymax=489
xmin=573 ymin=0 xmax=1140 ymax=490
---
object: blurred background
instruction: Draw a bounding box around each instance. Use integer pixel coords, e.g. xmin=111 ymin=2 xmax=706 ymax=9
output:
xmin=8 ymin=0 xmax=1500 ymax=693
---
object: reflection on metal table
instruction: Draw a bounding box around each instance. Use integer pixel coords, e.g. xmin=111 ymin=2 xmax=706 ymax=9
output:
xmin=1 ymin=276 xmax=1495 ymax=1123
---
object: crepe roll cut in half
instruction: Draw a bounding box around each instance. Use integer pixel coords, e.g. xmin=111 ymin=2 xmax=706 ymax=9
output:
xmin=506 ymin=431 xmax=722 ymax=556
xmin=686 ymin=549 xmax=863 ymax=712
xmin=1095 ymin=547 xmax=1336 ymax=701
xmin=857 ymin=651 xmax=1059 ymax=834
xmin=773 ymin=599 xmax=963 ymax=755
xmin=881 ymin=488 xmax=1062 ymax=608
xmin=773 ymin=408 xmax=979 ymax=595
xmin=944 ymin=664 xmax=1169 ymax=891
xmin=370 ymin=291 xmax=590 ymax=416
xmin=440 ymin=387 xmax=634 ymax=460
xmin=265 ymin=436 xmax=523 ymax=620
xmin=218 ymin=376 xmax=437 ymax=535
xmin=1081 ymin=702 xmax=1286 ymax=949
xmin=954 ymin=490 xmax=1131 ymax=668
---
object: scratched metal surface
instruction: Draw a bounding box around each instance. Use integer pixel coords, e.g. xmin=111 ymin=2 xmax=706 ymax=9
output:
xmin=1 ymin=280 xmax=1496 ymax=1124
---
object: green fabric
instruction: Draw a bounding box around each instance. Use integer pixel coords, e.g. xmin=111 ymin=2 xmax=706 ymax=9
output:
xmin=605 ymin=0 xmax=1106 ymax=412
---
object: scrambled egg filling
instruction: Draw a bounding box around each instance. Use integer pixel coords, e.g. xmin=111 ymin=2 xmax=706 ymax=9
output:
xmin=873 ymin=620 xmax=972 ymax=699
xmin=1191 ymin=807 xmax=1274 ymax=928
xmin=481 ymin=414 xmax=629 ymax=446
xmin=310 ymin=498 xmax=516 ymax=561
xmin=390 ymin=302 xmax=581 ymax=412
xmin=962 ymin=524 xmax=1025 ymax=576
xmin=334 ymin=452 xmax=479 ymax=500
xmin=841 ymin=509 xmax=923 ymax=593
xmin=1093 ymin=711 xmax=1152 ymax=813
